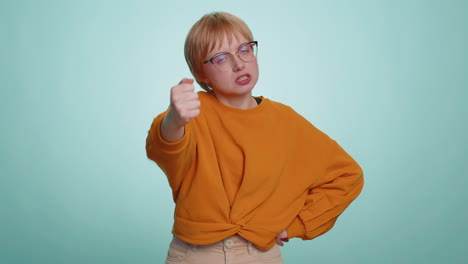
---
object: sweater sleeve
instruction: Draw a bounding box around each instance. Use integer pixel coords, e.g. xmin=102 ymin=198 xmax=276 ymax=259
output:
xmin=145 ymin=111 xmax=196 ymax=198
xmin=286 ymin=140 xmax=364 ymax=240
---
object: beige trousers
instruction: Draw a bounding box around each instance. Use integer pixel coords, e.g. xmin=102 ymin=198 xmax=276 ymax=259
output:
xmin=165 ymin=235 xmax=284 ymax=264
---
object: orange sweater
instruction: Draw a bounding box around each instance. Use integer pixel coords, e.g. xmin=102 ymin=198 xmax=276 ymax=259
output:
xmin=146 ymin=92 xmax=364 ymax=250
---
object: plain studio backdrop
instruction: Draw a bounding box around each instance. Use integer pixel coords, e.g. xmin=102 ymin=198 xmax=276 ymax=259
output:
xmin=1 ymin=0 xmax=467 ymax=263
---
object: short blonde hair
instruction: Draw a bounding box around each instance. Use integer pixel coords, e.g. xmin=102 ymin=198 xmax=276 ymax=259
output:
xmin=184 ymin=12 xmax=254 ymax=91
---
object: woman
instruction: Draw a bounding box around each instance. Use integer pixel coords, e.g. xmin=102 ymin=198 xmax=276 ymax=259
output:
xmin=146 ymin=11 xmax=364 ymax=264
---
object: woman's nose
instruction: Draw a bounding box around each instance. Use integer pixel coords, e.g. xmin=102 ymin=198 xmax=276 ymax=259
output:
xmin=232 ymin=55 xmax=245 ymax=72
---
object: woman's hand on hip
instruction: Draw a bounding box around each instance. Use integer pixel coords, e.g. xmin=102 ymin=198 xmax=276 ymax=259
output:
xmin=276 ymin=230 xmax=289 ymax=246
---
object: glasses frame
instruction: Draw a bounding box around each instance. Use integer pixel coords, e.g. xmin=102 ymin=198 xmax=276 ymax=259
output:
xmin=203 ymin=41 xmax=258 ymax=70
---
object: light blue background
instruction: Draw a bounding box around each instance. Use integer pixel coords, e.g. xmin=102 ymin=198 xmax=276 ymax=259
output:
xmin=1 ymin=0 xmax=467 ymax=263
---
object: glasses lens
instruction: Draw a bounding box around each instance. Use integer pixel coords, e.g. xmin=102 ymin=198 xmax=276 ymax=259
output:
xmin=239 ymin=42 xmax=257 ymax=62
xmin=212 ymin=53 xmax=232 ymax=71
xmin=212 ymin=54 xmax=228 ymax=64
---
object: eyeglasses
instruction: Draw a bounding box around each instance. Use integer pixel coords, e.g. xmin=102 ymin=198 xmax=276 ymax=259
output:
xmin=203 ymin=41 xmax=258 ymax=71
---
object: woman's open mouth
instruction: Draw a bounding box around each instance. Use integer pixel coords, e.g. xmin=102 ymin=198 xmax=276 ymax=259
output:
xmin=235 ymin=74 xmax=251 ymax=85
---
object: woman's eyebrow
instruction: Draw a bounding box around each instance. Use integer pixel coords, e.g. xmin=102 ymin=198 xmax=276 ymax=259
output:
xmin=212 ymin=42 xmax=249 ymax=55
xmin=236 ymin=41 xmax=249 ymax=50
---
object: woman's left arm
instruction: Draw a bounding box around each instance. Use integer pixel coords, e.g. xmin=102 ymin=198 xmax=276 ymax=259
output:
xmin=285 ymin=140 xmax=364 ymax=241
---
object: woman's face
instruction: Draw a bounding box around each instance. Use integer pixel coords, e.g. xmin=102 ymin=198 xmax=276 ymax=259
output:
xmin=200 ymin=34 xmax=259 ymax=101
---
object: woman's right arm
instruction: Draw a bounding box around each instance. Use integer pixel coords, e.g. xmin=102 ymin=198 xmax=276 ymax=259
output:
xmin=146 ymin=78 xmax=200 ymax=197
xmin=161 ymin=78 xmax=200 ymax=142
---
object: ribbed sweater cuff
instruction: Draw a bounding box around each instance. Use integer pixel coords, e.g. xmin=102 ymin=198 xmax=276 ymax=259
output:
xmin=286 ymin=216 xmax=306 ymax=239
xmin=150 ymin=115 xmax=190 ymax=153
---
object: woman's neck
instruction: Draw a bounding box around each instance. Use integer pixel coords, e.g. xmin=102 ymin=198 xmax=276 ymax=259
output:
xmin=212 ymin=91 xmax=257 ymax=109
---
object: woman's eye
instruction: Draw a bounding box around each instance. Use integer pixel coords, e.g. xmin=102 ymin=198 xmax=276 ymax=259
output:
xmin=240 ymin=47 xmax=250 ymax=53
xmin=214 ymin=54 xmax=227 ymax=64
xmin=240 ymin=45 xmax=252 ymax=53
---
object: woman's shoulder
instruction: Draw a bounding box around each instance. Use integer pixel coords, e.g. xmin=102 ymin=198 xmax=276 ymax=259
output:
xmin=265 ymin=97 xmax=330 ymax=138
xmin=197 ymin=91 xmax=213 ymax=101
xmin=263 ymin=97 xmax=298 ymax=116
